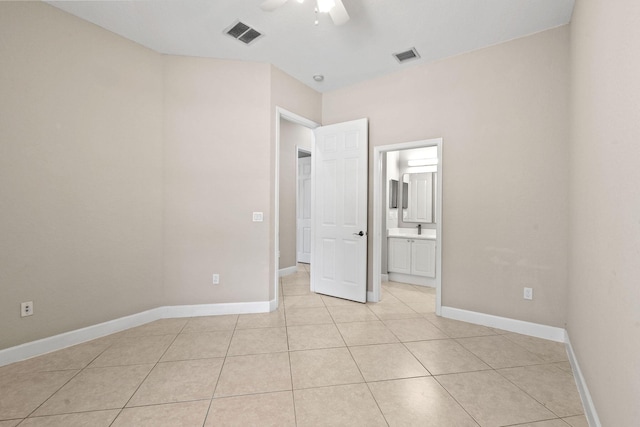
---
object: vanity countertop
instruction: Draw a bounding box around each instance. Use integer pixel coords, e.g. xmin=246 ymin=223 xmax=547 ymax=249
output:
xmin=387 ymin=228 xmax=436 ymax=240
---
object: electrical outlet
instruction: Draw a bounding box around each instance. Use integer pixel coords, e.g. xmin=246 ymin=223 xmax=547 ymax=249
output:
xmin=212 ymin=274 xmax=220 ymax=285
xmin=252 ymin=212 xmax=264 ymax=222
xmin=523 ymin=287 xmax=533 ymax=300
xmin=21 ymin=301 xmax=33 ymax=317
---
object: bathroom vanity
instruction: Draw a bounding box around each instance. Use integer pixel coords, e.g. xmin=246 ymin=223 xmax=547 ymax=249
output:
xmin=387 ymin=228 xmax=436 ymax=286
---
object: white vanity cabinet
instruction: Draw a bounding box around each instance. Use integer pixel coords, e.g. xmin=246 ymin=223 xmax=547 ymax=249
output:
xmin=411 ymin=239 xmax=436 ymax=277
xmin=387 ymin=237 xmax=436 ymax=278
xmin=387 ymin=237 xmax=412 ymax=274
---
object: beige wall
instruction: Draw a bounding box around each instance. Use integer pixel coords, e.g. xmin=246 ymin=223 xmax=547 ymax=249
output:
xmin=278 ymin=120 xmax=313 ymax=270
xmin=0 ymin=2 xmax=322 ymax=350
xmin=323 ymin=26 xmax=570 ymax=328
xmin=0 ymin=1 xmax=573 ymax=352
xmin=3 ymin=6 xmax=639 ymax=423
xmin=162 ymin=57 xmax=272 ymax=305
xmin=568 ymin=0 xmax=640 ymax=424
xmin=0 ymin=2 xmax=164 ymax=349
xmin=270 ymin=66 xmax=322 ymax=126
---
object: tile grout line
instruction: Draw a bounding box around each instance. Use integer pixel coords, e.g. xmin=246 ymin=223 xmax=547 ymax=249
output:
xmin=111 ymin=320 xmax=190 ymax=425
xmin=279 ymin=274 xmax=297 ymax=425
xmin=285 ymin=265 xmax=310 ymax=427
xmin=430 ymin=373 xmax=483 ymax=426
xmin=366 ymin=282 xmax=471 ymax=426
xmin=493 ymin=363 xmax=585 ymax=420
xmin=331 ymin=297 xmax=390 ymax=427
xmin=397 ymin=318 xmax=577 ymax=426
xmin=20 ymin=336 xmax=120 ymax=422
xmin=201 ymin=312 xmax=241 ymax=426
xmin=17 ymin=371 xmax=85 ymax=421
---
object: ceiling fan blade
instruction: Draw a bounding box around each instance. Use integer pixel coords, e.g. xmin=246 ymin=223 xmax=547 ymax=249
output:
xmin=329 ymin=0 xmax=350 ymax=25
xmin=260 ymin=0 xmax=288 ymax=12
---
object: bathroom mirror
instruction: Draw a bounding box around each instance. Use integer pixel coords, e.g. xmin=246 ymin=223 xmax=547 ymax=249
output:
xmin=402 ymin=172 xmax=436 ymax=223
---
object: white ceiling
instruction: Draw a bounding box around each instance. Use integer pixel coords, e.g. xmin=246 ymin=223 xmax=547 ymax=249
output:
xmin=46 ymin=0 xmax=575 ymax=92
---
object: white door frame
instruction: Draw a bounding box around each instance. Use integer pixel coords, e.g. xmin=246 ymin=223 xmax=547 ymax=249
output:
xmin=372 ymin=138 xmax=443 ymax=315
xmin=274 ymin=107 xmax=319 ymax=310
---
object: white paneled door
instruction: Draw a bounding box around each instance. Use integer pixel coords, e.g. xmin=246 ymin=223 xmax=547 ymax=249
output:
xmin=297 ymin=156 xmax=312 ymax=264
xmin=312 ymin=118 xmax=368 ymax=303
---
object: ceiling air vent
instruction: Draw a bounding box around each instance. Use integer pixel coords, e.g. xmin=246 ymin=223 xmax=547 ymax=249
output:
xmin=224 ymin=21 xmax=263 ymax=45
xmin=393 ymin=47 xmax=421 ymax=64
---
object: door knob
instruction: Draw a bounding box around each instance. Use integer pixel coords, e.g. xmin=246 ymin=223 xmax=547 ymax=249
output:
xmin=353 ymin=231 xmax=365 ymax=236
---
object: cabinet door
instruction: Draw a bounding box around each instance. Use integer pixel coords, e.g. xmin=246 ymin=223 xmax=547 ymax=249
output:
xmin=388 ymin=238 xmax=412 ymax=274
xmin=411 ymin=239 xmax=436 ymax=277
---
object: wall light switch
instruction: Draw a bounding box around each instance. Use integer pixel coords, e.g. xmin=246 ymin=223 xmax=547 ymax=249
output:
xmin=252 ymin=212 xmax=264 ymax=222
xmin=524 ymin=287 xmax=533 ymax=300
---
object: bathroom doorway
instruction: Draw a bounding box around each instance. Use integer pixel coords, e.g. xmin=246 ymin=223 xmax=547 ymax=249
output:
xmin=372 ymin=138 xmax=443 ymax=315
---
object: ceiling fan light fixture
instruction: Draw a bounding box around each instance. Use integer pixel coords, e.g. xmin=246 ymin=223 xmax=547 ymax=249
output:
xmin=317 ymin=0 xmax=336 ymax=13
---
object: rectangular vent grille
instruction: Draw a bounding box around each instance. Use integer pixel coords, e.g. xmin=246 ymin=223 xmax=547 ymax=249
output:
xmin=393 ymin=47 xmax=420 ymax=63
xmin=238 ymin=28 xmax=262 ymax=44
xmin=225 ymin=21 xmax=263 ymax=45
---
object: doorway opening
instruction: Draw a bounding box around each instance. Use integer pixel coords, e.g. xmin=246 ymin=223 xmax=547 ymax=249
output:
xmin=372 ymin=138 xmax=443 ymax=315
xmin=274 ymin=107 xmax=319 ymax=310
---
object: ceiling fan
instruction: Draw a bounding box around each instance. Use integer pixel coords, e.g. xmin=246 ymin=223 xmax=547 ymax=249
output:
xmin=260 ymin=0 xmax=350 ymax=26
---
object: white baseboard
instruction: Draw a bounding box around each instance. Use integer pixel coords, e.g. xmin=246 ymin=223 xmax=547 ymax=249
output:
xmin=164 ymin=301 xmax=271 ymax=317
xmin=440 ymin=306 xmax=566 ymax=343
xmin=367 ymin=291 xmax=375 ymax=302
xmin=0 ymin=300 xmax=273 ymax=368
xmin=380 ymin=274 xmax=389 ymax=282
xmin=278 ymin=266 xmax=298 ymax=277
xmin=565 ymin=331 xmax=602 ymax=427
xmin=0 ymin=308 xmax=163 ymax=367
xmin=436 ymin=307 xmax=599 ymax=425
xmin=388 ymin=272 xmax=435 ymax=287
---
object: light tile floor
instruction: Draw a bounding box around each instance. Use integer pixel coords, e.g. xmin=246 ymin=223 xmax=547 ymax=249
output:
xmin=0 ymin=263 xmax=588 ymax=426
